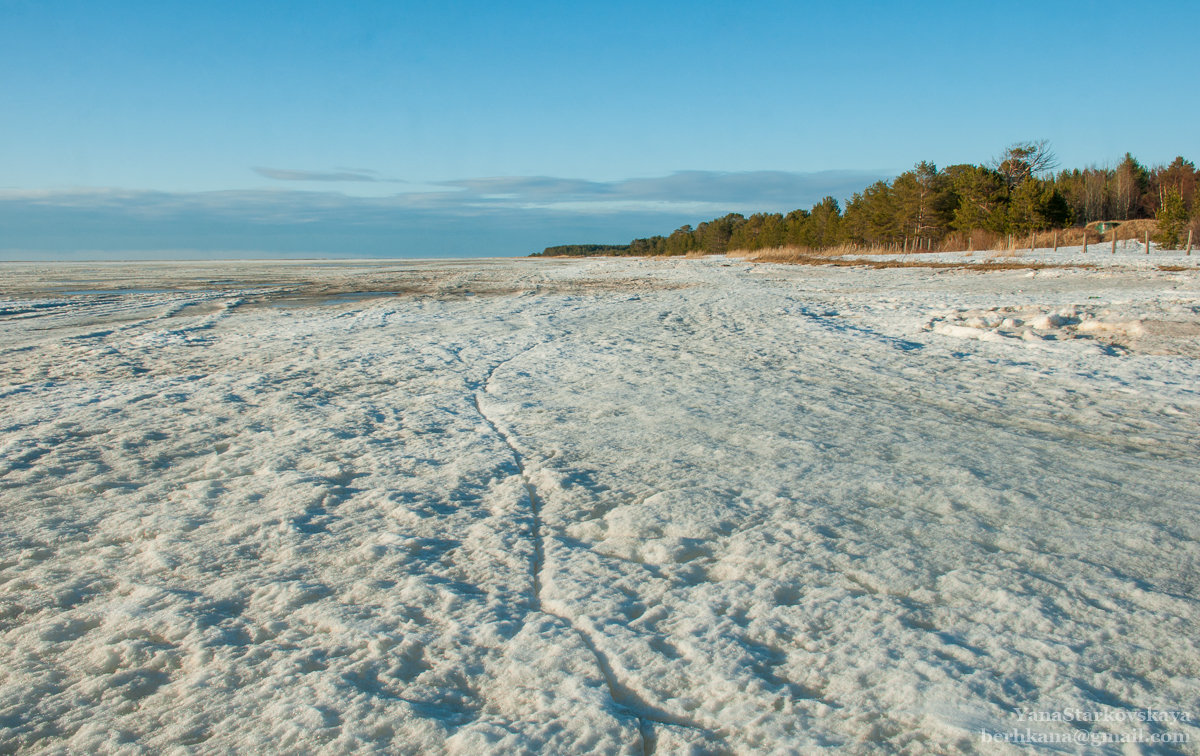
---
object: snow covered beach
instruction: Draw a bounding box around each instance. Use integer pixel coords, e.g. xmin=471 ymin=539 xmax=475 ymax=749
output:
xmin=1 ymin=255 xmax=1198 ymax=753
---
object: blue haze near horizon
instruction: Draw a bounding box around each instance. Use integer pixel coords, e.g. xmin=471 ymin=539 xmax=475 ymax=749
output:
xmin=2 ymin=0 xmax=1198 ymax=259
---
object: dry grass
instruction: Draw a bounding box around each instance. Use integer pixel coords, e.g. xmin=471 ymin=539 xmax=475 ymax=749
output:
xmin=725 ymin=220 xmax=1182 ymax=268
xmin=943 ymin=225 xmax=1161 ymax=251
xmin=941 ymin=229 xmax=1004 ymax=252
xmin=1111 ymin=219 xmax=1158 ymax=239
xmin=983 ymin=227 xmax=1108 ymax=251
xmin=727 ymin=247 xmax=1090 ymax=272
xmin=729 ymin=223 xmax=1165 ymax=261
xmin=730 ymin=245 xmax=888 ymax=262
xmin=1083 ymin=219 xmax=1159 ymax=241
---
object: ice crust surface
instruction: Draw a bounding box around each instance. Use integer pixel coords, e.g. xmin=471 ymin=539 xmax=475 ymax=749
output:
xmin=1 ymin=256 xmax=1199 ymax=754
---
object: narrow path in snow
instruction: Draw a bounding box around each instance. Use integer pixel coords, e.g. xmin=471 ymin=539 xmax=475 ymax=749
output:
xmin=471 ymin=341 xmax=713 ymax=755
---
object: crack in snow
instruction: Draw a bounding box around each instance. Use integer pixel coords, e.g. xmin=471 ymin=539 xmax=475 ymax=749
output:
xmin=558 ymin=613 xmax=714 ymax=746
xmin=472 ymin=344 xmax=547 ymax=611
xmin=470 ymin=343 xmax=712 ymax=754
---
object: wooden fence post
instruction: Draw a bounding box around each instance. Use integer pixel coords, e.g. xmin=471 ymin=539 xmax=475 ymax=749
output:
xmin=1145 ymin=231 xmax=1150 ymax=255
xmin=1111 ymin=228 xmax=1117 ymax=255
xmin=1053 ymin=231 xmax=1058 ymax=252
xmin=1083 ymin=230 xmax=1088 ymax=254
xmin=1188 ymin=228 xmax=1193 ymax=256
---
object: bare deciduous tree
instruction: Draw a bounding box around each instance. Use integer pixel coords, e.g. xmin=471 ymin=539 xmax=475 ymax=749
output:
xmin=1081 ymin=167 xmax=1109 ymax=223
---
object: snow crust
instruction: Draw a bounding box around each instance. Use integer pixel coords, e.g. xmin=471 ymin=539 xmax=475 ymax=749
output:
xmin=1 ymin=256 xmax=1199 ymax=753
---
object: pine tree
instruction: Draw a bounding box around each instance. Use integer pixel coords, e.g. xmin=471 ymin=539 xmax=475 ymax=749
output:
xmin=664 ymin=225 xmax=697 ymax=256
xmin=728 ymin=213 xmax=785 ymax=251
xmin=946 ymin=164 xmax=1006 ymax=234
xmin=994 ymin=140 xmax=1058 ymax=190
xmin=783 ymin=208 xmax=811 ymax=248
xmin=1156 ymin=188 xmax=1189 ymax=248
xmin=805 ymin=196 xmax=842 ymax=248
xmin=695 ymin=214 xmax=745 ymax=255
xmin=1006 ymin=180 xmax=1068 ymax=233
xmin=859 ymin=180 xmax=899 ymax=245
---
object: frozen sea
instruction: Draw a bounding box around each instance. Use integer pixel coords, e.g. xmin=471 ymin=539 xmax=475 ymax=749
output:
xmin=1 ymin=254 xmax=1199 ymax=754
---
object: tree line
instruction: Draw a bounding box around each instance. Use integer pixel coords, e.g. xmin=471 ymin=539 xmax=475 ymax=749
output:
xmin=535 ymin=143 xmax=1200 ymax=256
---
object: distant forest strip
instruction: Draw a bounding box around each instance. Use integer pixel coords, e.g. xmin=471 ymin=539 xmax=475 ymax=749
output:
xmin=537 ymin=244 xmax=632 ymax=256
xmin=534 ymin=143 xmax=1199 ymax=257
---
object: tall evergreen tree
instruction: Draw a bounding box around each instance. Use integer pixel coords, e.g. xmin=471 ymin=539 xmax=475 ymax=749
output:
xmin=694 ymin=214 xmax=746 ymax=255
xmin=728 ymin=213 xmax=785 ymax=251
xmin=1007 ymin=180 xmax=1070 ymax=233
xmin=664 ymin=225 xmax=697 ymax=256
xmin=946 ymin=165 xmax=1006 ymax=234
xmin=783 ymin=208 xmax=811 ymax=247
xmin=805 ymin=196 xmax=842 ymax=248
xmin=891 ymin=162 xmax=948 ymax=243
xmin=1156 ymin=187 xmax=1189 ymax=248
xmin=843 ymin=180 xmax=900 ymax=245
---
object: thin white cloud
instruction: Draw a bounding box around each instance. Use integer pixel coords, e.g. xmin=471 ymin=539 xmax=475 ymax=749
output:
xmin=253 ymin=167 xmax=400 ymax=183
xmin=1 ymin=168 xmax=895 ymax=219
xmin=523 ymin=199 xmax=736 ymax=215
xmin=426 ymin=170 xmax=889 ymax=210
xmin=0 ymin=168 xmax=896 ymax=258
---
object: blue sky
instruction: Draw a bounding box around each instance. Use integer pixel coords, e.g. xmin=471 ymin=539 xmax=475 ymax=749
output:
xmin=3 ymin=0 xmax=1198 ymax=258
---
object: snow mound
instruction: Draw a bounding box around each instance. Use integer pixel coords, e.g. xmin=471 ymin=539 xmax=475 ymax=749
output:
xmin=927 ymin=301 xmax=1200 ymax=356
